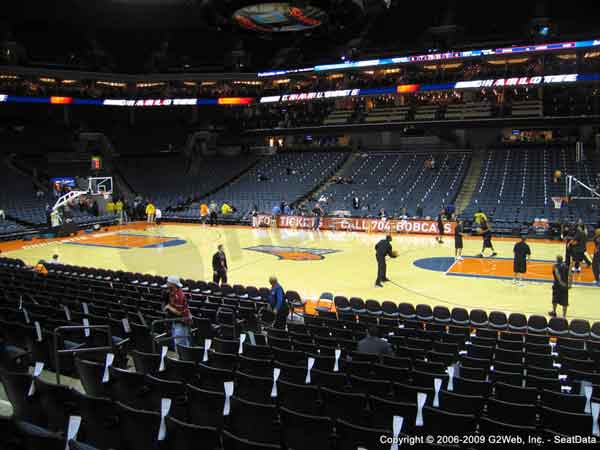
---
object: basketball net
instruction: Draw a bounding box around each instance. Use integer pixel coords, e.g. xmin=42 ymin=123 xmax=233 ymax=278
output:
xmin=551 ymin=197 xmax=564 ymax=209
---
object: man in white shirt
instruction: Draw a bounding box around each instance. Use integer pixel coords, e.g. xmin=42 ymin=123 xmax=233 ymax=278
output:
xmin=155 ymin=208 xmax=162 ymax=225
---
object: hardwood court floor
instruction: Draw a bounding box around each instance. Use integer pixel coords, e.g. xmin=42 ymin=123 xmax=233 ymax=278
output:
xmin=2 ymin=223 xmax=599 ymax=321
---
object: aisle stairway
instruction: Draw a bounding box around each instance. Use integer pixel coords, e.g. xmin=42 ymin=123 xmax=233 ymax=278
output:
xmin=455 ymin=149 xmax=485 ymax=214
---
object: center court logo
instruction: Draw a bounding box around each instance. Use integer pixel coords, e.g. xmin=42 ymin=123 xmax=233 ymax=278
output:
xmin=244 ymin=245 xmax=340 ymax=261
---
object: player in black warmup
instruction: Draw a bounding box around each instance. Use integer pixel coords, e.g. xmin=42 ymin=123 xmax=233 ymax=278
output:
xmin=550 ymin=255 xmax=571 ymax=318
xmin=477 ymin=220 xmax=497 ymax=258
xmin=436 ymin=209 xmax=445 ymax=244
xmin=513 ymin=235 xmax=531 ymax=286
xmin=375 ymin=235 xmax=397 ymax=287
xmin=454 ymin=218 xmax=464 ymax=260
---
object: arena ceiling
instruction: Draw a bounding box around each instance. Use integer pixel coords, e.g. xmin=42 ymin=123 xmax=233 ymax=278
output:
xmin=4 ymin=0 xmax=600 ymax=73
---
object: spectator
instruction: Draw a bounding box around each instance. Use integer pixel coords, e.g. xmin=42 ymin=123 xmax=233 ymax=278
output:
xmin=0 ymin=209 xmax=5 ymax=221
xmin=357 ymin=326 xmax=393 ymax=357
xmin=272 ymin=203 xmax=281 ymax=216
xmin=164 ymin=275 xmax=191 ymax=347
xmin=269 ymin=276 xmax=288 ymax=329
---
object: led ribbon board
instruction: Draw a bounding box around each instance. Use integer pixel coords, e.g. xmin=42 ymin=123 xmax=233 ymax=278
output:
xmin=257 ymin=38 xmax=600 ymax=77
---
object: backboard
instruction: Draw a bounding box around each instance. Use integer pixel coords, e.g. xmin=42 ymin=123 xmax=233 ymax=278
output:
xmin=88 ymin=177 xmax=113 ymax=195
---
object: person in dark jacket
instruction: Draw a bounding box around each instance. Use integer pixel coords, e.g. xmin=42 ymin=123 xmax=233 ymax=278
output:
xmin=212 ymin=244 xmax=228 ymax=285
xmin=357 ymin=326 xmax=393 ymax=356
xmin=269 ymin=276 xmax=288 ymax=329
xmin=375 ymin=235 xmax=397 ymax=287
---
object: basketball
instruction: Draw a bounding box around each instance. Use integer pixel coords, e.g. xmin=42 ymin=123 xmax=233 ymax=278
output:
xmin=391 ymin=250 xmax=399 ymax=257
xmin=554 ymin=170 xmax=562 ymax=179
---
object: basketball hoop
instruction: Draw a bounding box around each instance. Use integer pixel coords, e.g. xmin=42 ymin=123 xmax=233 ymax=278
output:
xmin=551 ymin=197 xmax=563 ymax=209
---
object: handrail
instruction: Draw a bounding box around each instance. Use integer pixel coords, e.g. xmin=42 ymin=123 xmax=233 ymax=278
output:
xmin=53 ymin=325 xmax=113 ymax=385
xmin=150 ymin=317 xmax=190 ymax=353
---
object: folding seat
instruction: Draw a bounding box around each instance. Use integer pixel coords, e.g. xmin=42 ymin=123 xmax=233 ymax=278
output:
xmin=469 ymin=309 xmax=488 ymax=327
xmin=459 ymin=366 xmax=486 ymax=380
xmin=207 ymin=351 xmax=238 ymax=371
xmin=486 ymin=397 xmax=536 ymax=426
xmin=130 ymin=322 xmax=154 ymax=353
xmin=507 ymin=313 xmax=527 ymax=332
xmin=473 ymin=329 xmax=497 ymax=341
xmin=116 ymin=401 xmax=162 ymax=450
xmin=0 ymin=370 xmax=46 ymax=426
xmin=566 ymin=369 xmax=600 ymax=386
xmin=557 ymin=336 xmax=586 ymax=350
xmin=540 ymin=389 xmax=586 ymax=413
xmin=559 ymin=356 xmax=596 ymax=373
xmin=368 ymin=395 xmax=417 ymax=433
xmin=540 ymin=406 xmax=593 ymax=436
xmin=196 ymin=363 xmax=234 ymax=391
xmin=275 ymin=361 xmax=308 ymax=384
xmin=74 ymin=391 xmax=122 ymax=450
xmin=438 ymin=390 xmax=484 ymax=415
xmin=345 ymin=361 xmax=373 ymax=379
xmin=525 ymin=374 xmax=561 ymax=392
xmin=309 ymin=367 xmax=346 ymax=389
xmin=493 ymin=381 xmax=538 ymax=404
xmin=238 ymin=355 xmax=272 ymax=377
xmin=227 ymin=397 xmax=281 ymax=444
xmin=333 ymin=296 xmax=351 ymax=313
xmin=489 ymin=369 xmax=523 ymax=387
xmin=75 ymin=357 xmax=110 ymax=398
xmin=421 ymin=406 xmax=476 ymax=436
xmin=479 ymin=416 xmax=538 ymax=439
xmin=319 ymin=387 xmax=367 ymax=425
xmin=459 ymin=355 xmax=490 ymax=373
xmin=449 ymin=308 xmax=469 ymax=326
xmin=568 ymin=319 xmax=590 ymax=338
xmin=494 ymin=347 xmax=523 ymax=365
xmin=221 ymin=430 xmax=282 ymax=450
xmin=131 ymin=350 xmax=161 ymax=375
xmin=381 ymin=301 xmax=399 ymax=317
xmin=394 ymin=382 xmax=433 ymax=405
xmin=278 ymin=379 xmax=321 ymax=415
xmin=381 ymin=355 xmax=412 ymax=369
xmin=213 ymin=338 xmax=239 ymax=355
xmin=527 ymin=365 xmax=558 ymax=379
xmin=109 ymin=366 xmax=151 ymax=410
xmin=591 ymin=322 xmax=600 ymax=340
xmin=415 ymin=304 xmax=433 ymax=321
xmin=547 ymin=317 xmax=569 ymax=336
xmin=13 ymin=421 xmax=65 ymax=450
xmin=280 ymin=407 xmax=333 ymax=450
xmin=161 ymin=357 xmax=197 ymax=384
xmin=35 ymin=378 xmax=79 ymax=432
xmin=451 ymin=377 xmax=491 ymax=397
xmin=145 ymin=374 xmax=188 ymax=421
xmin=432 ymin=306 xmax=451 ymax=324
xmin=349 ymin=375 xmax=392 ymax=397
xmin=349 ymin=297 xmax=366 ymax=314
xmin=496 ymin=338 xmax=523 ymax=351
xmin=466 ymin=344 xmax=493 ymax=360
xmin=235 ymin=371 xmax=274 ymax=403
xmin=488 ymin=311 xmax=508 ymax=330
xmin=164 ymin=417 xmax=219 ymax=450
xmin=272 ymin=347 xmax=304 ymax=365
xmin=398 ymin=303 xmax=416 ymax=320
xmin=365 ymin=299 xmax=383 ymax=316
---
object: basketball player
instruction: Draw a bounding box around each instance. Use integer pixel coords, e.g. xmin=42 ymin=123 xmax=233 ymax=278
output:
xmin=550 ymin=255 xmax=571 ymax=318
xmin=477 ymin=220 xmax=497 ymax=258
xmin=454 ymin=218 xmax=464 ymax=260
xmin=592 ymin=228 xmax=600 ymax=286
xmin=375 ymin=235 xmax=397 ymax=287
xmin=436 ymin=209 xmax=445 ymax=244
xmin=512 ymin=235 xmax=531 ymax=286
xmin=570 ymin=224 xmax=589 ymax=273
xmin=212 ymin=244 xmax=228 ymax=285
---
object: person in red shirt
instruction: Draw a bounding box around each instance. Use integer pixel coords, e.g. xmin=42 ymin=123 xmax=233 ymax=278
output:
xmin=164 ymin=275 xmax=191 ymax=347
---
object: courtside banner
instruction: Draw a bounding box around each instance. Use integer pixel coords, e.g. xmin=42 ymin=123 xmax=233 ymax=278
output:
xmin=274 ymin=215 xmax=456 ymax=235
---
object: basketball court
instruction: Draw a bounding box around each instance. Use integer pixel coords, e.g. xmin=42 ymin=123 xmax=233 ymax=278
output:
xmin=1 ymin=223 xmax=598 ymax=321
